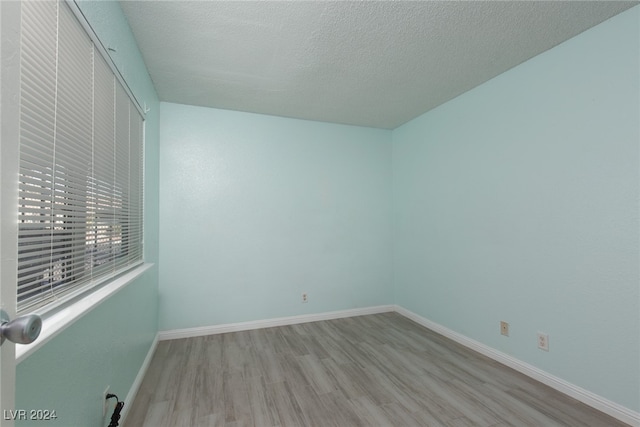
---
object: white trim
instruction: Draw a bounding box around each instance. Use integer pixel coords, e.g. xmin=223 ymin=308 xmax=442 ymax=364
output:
xmin=1 ymin=1 xmax=23 ymax=421
xmin=158 ymin=305 xmax=395 ymax=341
xmin=393 ymin=305 xmax=640 ymax=427
xmin=119 ymin=333 xmax=159 ymax=426
xmin=16 ymin=263 xmax=153 ymax=364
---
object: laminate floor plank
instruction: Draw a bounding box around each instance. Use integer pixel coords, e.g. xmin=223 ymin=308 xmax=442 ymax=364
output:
xmin=141 ymin=400 xmax=173 ymax=427
xmin=278 ymin=353 xmax=312 ymax=393
xmin=398 ymin=374 xmax=466 ymax=422
xmin=360 ymin=358 xmax=426 ymax=414
xmin=380 ymin=402 xmax=438 ymax=427
xmin=125 ymin=389 xmax=152 ymax=426
xmin=246 ymin=376 xmax=280 ymax=427
xmin=348 ymin=395 xmax=397 ymax=427
xmin=314 ymin=334 xmax=357 ymax=365
xmin=414 ymin=375 xmax=499 ymax=427
xmin=194 ymin=413 xmax=224 ymax=427
xmin=279 ymin=326 xmax=310 ymax=357
xmin=337 ymin=361 xmax=396 ymax=406
xmin=266 ymin=381 xmax=306 ymax=427
xmin=296 ymin=354 xmax=335 ymax=395
xmin=447 ymin=379 xmax=561 ymax=427
xmin=317 ymin=391 xmax=365 ymax=427
xmin=506 ymin=386 xmax=615 ymax=427
xmin=194 ymin=365 xmax=225 ymax=420
xmin=125 ymin=313 xmax=630 ymax=427
xmin=256 ymin=350 xmax=286 ymax=384
xmin=319 ymin=359 xmax=370 ymax=401
xmin=291 ymin=385 xmax=339 ymax=427
xmin=300 ymin=335 xmax=331 ymax=360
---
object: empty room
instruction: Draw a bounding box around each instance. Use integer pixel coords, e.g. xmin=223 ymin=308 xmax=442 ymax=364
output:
xmin=0 ymin=1 xmax=638 ymax=426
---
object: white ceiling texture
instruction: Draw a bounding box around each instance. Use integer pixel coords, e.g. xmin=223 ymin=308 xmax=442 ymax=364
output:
xmin=120 ymin=1 xmax=637 ymax=129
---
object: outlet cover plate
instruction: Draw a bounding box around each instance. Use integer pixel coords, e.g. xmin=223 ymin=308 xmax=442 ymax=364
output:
xmin=500 ymin=321 xmax=509 ymax=336
xmin=537 ymin=332 xmax=549 ymax=351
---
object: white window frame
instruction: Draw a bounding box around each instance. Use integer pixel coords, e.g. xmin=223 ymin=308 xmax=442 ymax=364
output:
xmin=12 ymin=0 xmax=149 ymax=361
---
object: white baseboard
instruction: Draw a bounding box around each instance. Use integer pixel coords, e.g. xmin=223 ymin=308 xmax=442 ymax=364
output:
xmin=119 ymin=333 xmax=159 ymax=426
xmin=393 ymin=305 xmax=640 ymax=427
xmin=158 ymin=305 xmax=395 ymax=341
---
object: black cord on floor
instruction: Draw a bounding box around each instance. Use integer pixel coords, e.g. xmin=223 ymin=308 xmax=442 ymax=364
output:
xmin=105 ymin=394 xmax=125 ymax=427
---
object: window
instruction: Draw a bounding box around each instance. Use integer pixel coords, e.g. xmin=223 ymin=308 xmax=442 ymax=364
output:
xmin=17 ymin=0 xmax=144 ymax=313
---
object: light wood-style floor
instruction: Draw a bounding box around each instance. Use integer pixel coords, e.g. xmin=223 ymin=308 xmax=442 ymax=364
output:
xmin=125 ymin=313 xmax=629 ymax=427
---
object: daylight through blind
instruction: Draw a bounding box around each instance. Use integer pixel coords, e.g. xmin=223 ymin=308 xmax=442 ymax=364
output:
xmin=17 ymin=0 xmax=144 ymax=313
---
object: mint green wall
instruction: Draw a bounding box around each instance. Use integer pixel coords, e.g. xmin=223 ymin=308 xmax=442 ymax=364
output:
xmin=392 ymin=6 xmax=639 ymax=412
xmin=15 ymin=273 xmax=157 ymax=427
xmin=24 ymin=3 xmax=631 ymax=423
xmin=16 ymin=2 xmax=160 ymax=426
xmin=159 ymin=103 xmax=393 ymax=330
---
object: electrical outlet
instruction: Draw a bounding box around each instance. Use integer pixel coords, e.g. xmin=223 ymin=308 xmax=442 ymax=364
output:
xmin=500 ymin=321 xmax=509 ymax=336
xmin=103 ymin=386 xmax=110 ymax=417
xmin=302 ymin=293 xmax=308 ymax=303
xmin=537 ymin=332 xmax=549 ymax=351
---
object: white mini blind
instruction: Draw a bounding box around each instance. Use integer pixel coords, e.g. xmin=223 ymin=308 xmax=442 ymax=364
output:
xmin=17 ymin=0 xmax=144 ymax=313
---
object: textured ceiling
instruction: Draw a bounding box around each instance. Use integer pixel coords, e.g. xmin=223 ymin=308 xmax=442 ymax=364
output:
xmin=120 ymin=1 xmax=637 ymax=129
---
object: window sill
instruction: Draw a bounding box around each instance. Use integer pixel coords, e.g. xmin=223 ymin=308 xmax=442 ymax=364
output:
xmin=16 ymin=263 xmax=153 ymax=364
